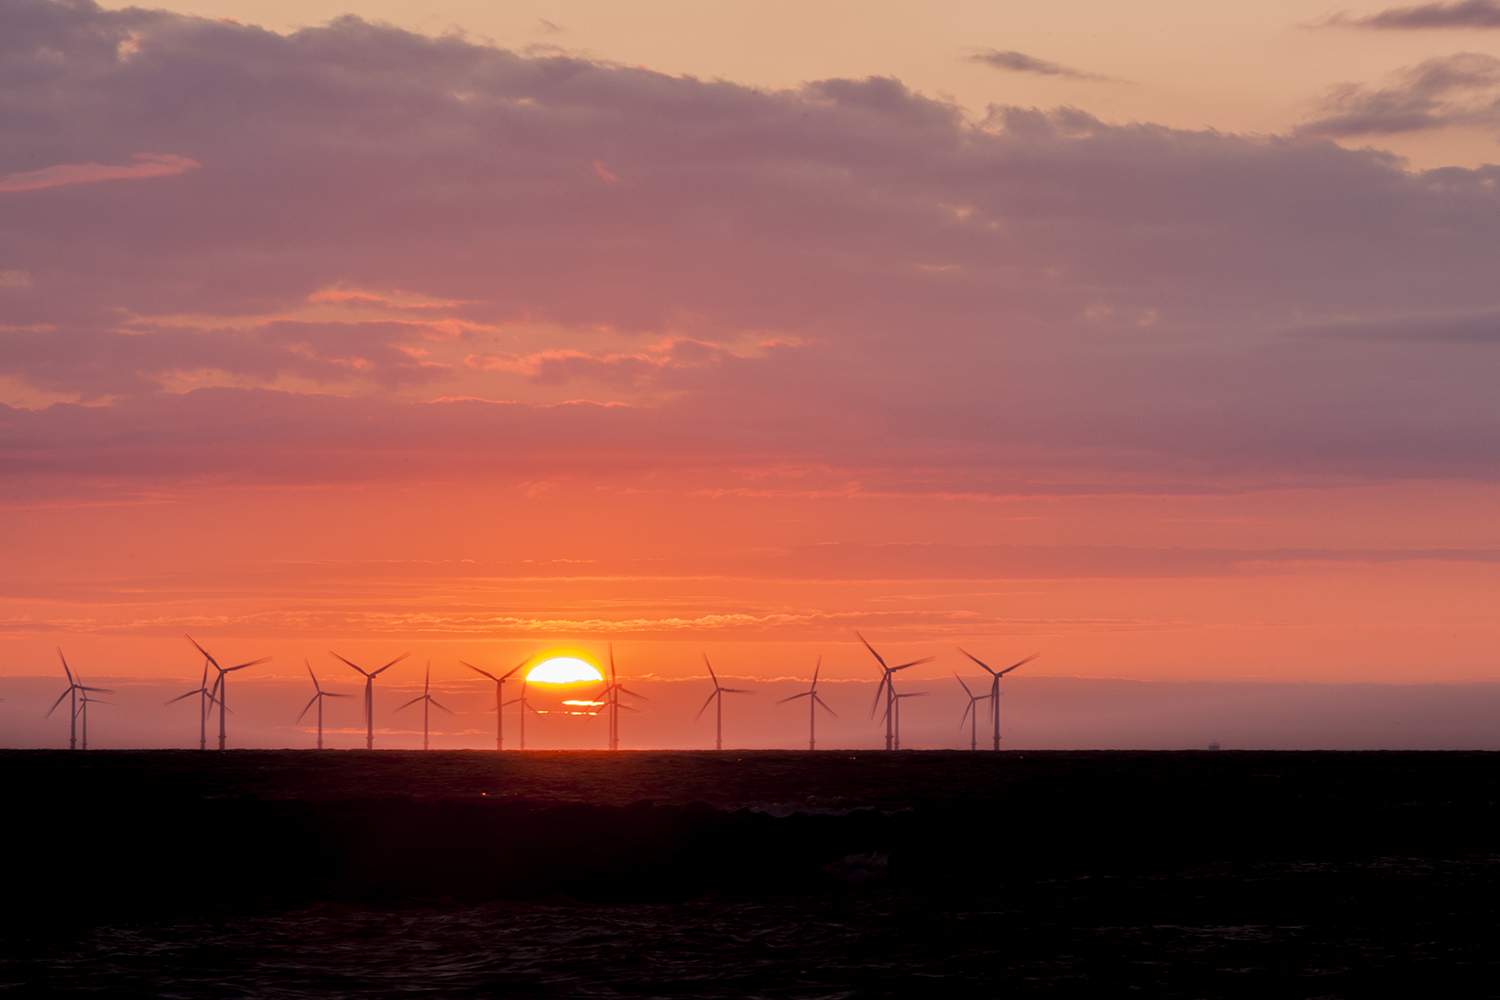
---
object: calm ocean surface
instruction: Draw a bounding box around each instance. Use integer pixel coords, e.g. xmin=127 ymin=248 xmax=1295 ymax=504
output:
xmin=8 ymin=856 xmax=1497 ymax=998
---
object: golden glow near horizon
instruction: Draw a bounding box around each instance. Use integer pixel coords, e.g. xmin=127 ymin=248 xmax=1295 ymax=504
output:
xmin=526 ymin=656 xmax=604 ymax=685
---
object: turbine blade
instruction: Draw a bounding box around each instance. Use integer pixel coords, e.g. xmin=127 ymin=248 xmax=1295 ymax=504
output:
xmin=723 ymin=689 xmax=754 ymax=695
xmin=855 ymin=631 xmax=888 ymax=670
xmin=46 ymin=690 xmax=71 ymax=717
xmin=165 ymin=690 xmax=200 ymax=705
xmin=814 ymin=694 xmax=838 ymax=718
xmin=811 ymin=656 xmax=821 ymax=689
xmin=375 ymin=652 xmax=411 ymax=674
xmin=78 ymin=686 xmax=114 ymax=693
xmin=960 ymin=702 xmax=972 ymax=726
xmin=329 ymin=651 xmax=368 ymax=675
xmin=326 ymin=692 xmax=353 ymax=698
xmin=394 ymin=696 xmax=424 ymax=711
xmin=703 ymin=653 xmax=717 ymax=684
xmin=184 ymin=635 xmax=219 ymax=670
xmin=618 ymin=688 xmax=647 ymax=700
xmin=57 ymin=648 xmax=74 ymax=684
xmin=462 ymin=660 xmax=499 ymax=682
xmin=694 ymin=691 xmax=717 ymax=721
xmin=954 ymin=673 xmax=973 ymax=697
xmin=893 ymin=656 xmax=935 ymax=671
xmin=431 ymin=698 xmax=455 ymax=716
xmin=999 ymin=653 xmax=1041 ymax=676
xmin=229 ymin=657 xmax=271 ymax=671
xmin=958 ymin=647 xmax=997 ymax=676
xmin=297 ymin=694 xmax=319 ymax=722
xmin=305 ymin=659 xmax=321 ymax=691
xmin=776 ymin=692 xmax=812 ymax=704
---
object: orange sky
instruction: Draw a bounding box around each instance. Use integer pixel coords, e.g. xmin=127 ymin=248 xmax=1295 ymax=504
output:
xmin=4 ymin=0 xmax=1500 ymax=749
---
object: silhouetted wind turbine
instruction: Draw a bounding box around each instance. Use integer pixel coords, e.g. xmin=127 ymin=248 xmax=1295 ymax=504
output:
xmin=188 ymin=635 xmax=271 ymax=751
xmin=462 ymin=656 xmax=531 ymax=750
xmin=958 ymin=649 xmax=1039 ymax=750
xmin=593 ymin=644 xmax=646 ymax=751
xmin=695 ymin=654 xmax=753 ymax=751
xmin=166 ymin=657 xmax=216 ymax=751
xmin=396 ymin=661 xmax=454 ymax=750
xmin=503 ymin=679 xmax=546 ymax=750
xmin=47 ymin=649 xmax=110 ymax=751
xmin=954 ymin=673 xmax=992 ymax=751
xmin=329 ymin=650 xmax=409 ymax=750
xmin=892 ymin=691 xmax=926 ymax=750
xmin=777 ymin=656 xmax=836 ymax=750
xmin=857 ymin=632 xmax=933 ymax=751
xmin=74 ymin=680 xmax=113 ymax=751
xmin=298 ymin=660 xmax=350 ymax=750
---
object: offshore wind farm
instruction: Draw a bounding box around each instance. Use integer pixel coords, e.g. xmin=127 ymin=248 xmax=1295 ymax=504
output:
xmin=7 ymin=0 xmax=1500 ymax=993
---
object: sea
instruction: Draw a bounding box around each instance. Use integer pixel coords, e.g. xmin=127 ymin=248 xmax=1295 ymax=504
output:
xmin=3 ymin=750 xmax=1497 ymax=998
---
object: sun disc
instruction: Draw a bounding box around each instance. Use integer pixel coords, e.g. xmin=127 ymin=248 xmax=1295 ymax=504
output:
xmin=526 ymin=656 xmax=604 ymax=685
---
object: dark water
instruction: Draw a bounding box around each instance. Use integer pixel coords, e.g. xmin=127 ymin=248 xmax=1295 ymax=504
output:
xmin=4 ymin=751 xmax=1498 ymax=998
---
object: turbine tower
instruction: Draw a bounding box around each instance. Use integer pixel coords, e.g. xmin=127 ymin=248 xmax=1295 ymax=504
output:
xmin=857 ymin=632 xmax=933 ymax=751
xmin=954 ymin=673 xmax=992 ymax=751
xmin=297 ymin=659 xmax=350 ymax=749
xmin=777 ymin=656 xmax=836 ymax=750
xmin=958 ymin=649 xmax=1039 ymax=750
xmin=695 ymin=655 xmax=753 ymax=751
xmin=503 ymin=679 xmax=545 ymax=750
xmin=47 ymin=649 xmax=110 ymax=750
xmin=187 ymin=635 xmax=271 ymax=751
xmin=329 ymin=650 xmax=409 ymax=750
xmin=396 ymin=661 xmax=454 ymax=750
xmin=73 ymin=680 xmax=113 ymax=751
xmin=462 ymin=656 xmax=531 ymax=750
xmin=593 ymin=644 xmax=646 ymax=751
xmin=892 ymin=690 xmax=927 ymax=750
xmin=166 ymin=657 xmax=216 ymax=751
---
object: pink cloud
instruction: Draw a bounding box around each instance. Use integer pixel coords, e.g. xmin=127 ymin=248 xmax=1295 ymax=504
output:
xmin=0 ymin=153 xmax=200 ymax=193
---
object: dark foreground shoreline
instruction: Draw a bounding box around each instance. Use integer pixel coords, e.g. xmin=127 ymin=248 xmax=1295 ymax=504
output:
xmin=4 ymin=750 xmax=1498 ymax=997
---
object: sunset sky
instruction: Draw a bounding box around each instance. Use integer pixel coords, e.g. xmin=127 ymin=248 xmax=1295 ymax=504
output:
xmin=4 ymin=0 xmax=1500 ymax=748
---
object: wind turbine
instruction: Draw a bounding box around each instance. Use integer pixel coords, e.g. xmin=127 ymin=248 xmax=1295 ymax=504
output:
xmin=187 ymin=635 xmax=271 ymax=751
xmin=298 ymin=660 xmax=350 ymax=749
xmin=46 ymin=649 xmax=111 ymax=751
xmin=166 ymin=657 xmax=216 ymax=751
xmin=777 ymin=656 xmax=836 ymax=750
xmin=396 ymin=661 xmax=454 ymax=750
xmin=593 ymin=644 xmax=646 ymax=751
xmin=892 ymin=691 xmax=927 ymax=750
xmin=958 ymin=649 xmax=1039 ymax=750
xmin=329 ymin=650 xmax=409 ymax=750
xmin=857 ymin=632 xmax=933 ymax=751
xmin=462 ymin=656 xmax=531 ymax=750
xmin=73 ymin=680 xmax=113 ymax=751
xmin=503 ymin=679 xmax=546 ymax=750
xmin=695 ymin=654 xmax=753 ymax=751
xmin=954 ymin=673 xmax=992 ymax=751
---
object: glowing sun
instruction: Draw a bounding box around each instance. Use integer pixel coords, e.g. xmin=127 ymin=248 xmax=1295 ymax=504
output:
xmin=526 ymin=656 xmax=603 ymax=685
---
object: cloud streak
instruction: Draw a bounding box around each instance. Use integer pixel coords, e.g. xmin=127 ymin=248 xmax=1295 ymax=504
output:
xmin=1298 ymin=52 xmax=1500 ymax=135
xmin=0 ymin=153 xmax=200 ymax=193
xmin=1326 ymin=1 xmax=1500 ymax=29
xmin=967 ymin=48 xmax=1113 ymax=81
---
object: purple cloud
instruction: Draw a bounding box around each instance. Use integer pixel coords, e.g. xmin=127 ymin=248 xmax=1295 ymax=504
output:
xmin=1327 ymin=1 xmax=1500 ymax=29
xmin=2 ymin=0 xmax=1500 ymax=492
xmin=967 ymin=49 xmax=1114 ymax=81
xmin=1298 ymin=52 xmax=1500 ymax=135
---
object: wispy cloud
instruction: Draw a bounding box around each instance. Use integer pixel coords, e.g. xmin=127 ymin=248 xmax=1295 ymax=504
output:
xmin=967 ymin=49 xmax=1114 ymax=81
xmin=1298 ymin=52 xmax=1500 ymax=135
xmin=0 ymin=153 xmax=200 ymax=193
xmin=1324 ymin=0 xmax=1500 ymax=29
